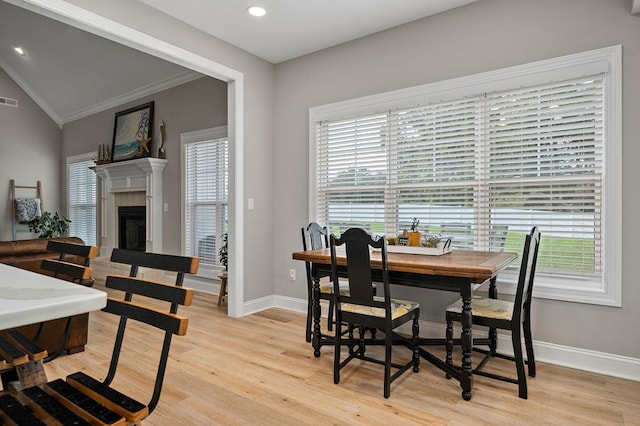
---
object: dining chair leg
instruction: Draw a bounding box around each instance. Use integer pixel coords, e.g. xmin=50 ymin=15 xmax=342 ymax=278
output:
xmin=305 ymin=301 xmax=312 ymax=343
xmin=348 ymin=324 xmax=356 ymax=355
xmin=488 ymin=327 xmax=498 ymax=354
xmin=487 ymin=277 xmax=498 ymax=354
xmin=334 ymin=315 xmax=342 ymax=385
xmin=358 ymin=325 xmax=366 ymax=356
xmin=327 ymin=300 xmax=335 ymax=331
xmin=412 ymin=314 xmax=420 ymax=373
xmin=312 ymin=277 xmax=322 ymax=357
xmin=384 ymin=331 xmax=393 ymax=398
xmin=511 ymin=327 xmax=528 ymax=399
xmin=523 ymin=316 xmax=536 ymax=377
xmin=445 ymin=317 xmax=454 ymax=379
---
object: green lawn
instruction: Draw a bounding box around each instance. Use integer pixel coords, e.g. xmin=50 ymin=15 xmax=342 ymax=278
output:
xmin=333 ymin=223 xmax=596 ymax=273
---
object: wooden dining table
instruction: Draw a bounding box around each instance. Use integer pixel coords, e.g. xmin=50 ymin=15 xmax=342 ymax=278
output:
xmin=292 ymin=247 xmax=517 ymax=401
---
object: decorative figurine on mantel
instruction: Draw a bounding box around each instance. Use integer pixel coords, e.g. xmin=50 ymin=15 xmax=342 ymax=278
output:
xmin=95 ymin=143 xmax=111 ymax=164
xmin=137 ymin=131 xmax=151 ymax=157
xmin=158 ymin=120 xmax=167 ymax=159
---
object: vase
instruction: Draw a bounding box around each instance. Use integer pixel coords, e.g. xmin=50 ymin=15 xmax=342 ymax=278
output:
xmin=408 ymin=232 xmax=422 ymax=246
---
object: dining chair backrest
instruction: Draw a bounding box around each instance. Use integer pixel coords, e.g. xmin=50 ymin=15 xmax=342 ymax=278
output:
xmin=43 ymin=240 xmax=98 ymax=285
xmin=46 ymin=240 xmax=98 ymax=267
xmin=512 ymin=227 xmax=541 ymax=325
xmin=330 ymin=228 xmax=387 ymax=308
xmin=39 ymin=259 xmax=92 ymax=282
xmin=302 ymin=222 xmax=329 ymax=251
xmin=302 ymin=223 xmax=329 ymax=282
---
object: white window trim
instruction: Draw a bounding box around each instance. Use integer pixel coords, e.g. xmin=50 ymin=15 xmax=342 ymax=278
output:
xmin=309 ymin=46 xmax=622 ymax=307
xmin=181 ymin=125 xmax=228 ymax=279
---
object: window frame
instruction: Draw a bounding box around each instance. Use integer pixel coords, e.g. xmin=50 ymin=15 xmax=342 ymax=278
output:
xmin=181 ymin=126 xmax=228 ymax=279
xmin=309 ymin=46 xmax=621 ymax=306
xmin=66 ymin=152 xmax=97 ymax=247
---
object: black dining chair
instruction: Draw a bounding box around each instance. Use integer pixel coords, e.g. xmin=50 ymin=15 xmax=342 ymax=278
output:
xmin=330 ymin=228 xmax=420 ymax=398
xmin=301 ymin=223 xmax=348 ymax=342
xmin=445 ymin=226 xmax=541 ymax=399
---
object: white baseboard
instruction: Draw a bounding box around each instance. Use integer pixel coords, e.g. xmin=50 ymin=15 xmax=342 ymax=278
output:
xmin=185 ymin=275 xmax=218 ymax=295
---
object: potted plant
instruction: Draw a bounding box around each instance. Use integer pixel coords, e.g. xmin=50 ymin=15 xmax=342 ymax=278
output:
xmin=421 ymin=233 xmax=442 ymax=248
xmin=218 ymin=232 xmax=228 ymax=270
xmin=28 ymin=211 xmax=71 ymax=238
xmin=408 ymin=217 xmax=422 ymax=246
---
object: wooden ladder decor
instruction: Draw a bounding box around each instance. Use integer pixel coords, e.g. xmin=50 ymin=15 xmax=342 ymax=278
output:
xmin=10 ymin=179 xmax=43 ymax=240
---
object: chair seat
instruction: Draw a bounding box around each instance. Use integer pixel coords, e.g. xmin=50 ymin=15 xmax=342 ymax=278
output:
xmin=446 ymin=296 xmax=514 ymax=320
xmin=342 ymin=296 xmax=419 ymax=320
xmin=320 ymin=281 xmax=350 ymax=295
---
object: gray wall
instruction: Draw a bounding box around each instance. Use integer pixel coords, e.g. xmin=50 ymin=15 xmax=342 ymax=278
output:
xmin=273 ymin=0 xmax=640 ymax=358
xmin=62 ymin=76 xmax=228 ymax=256
xmin=0 ymin=67 xmax=62 ymax=241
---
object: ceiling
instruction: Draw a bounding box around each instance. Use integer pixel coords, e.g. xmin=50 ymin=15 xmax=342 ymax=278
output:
xmin=1 ymin=0 xmax=476 ymax=126
xmin=0 ymin=1 xmax=200 ymax=127
xmin=139 ymin=0 xmax=479 ymax=64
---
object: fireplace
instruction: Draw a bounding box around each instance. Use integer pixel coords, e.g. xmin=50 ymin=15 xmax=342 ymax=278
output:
xmin=94 ymin=157 xmax=166 ymax=254
xmin=118 ymin=206 xmax=146 ymax=251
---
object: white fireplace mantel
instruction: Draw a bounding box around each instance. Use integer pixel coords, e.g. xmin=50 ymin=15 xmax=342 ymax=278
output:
xmin=94 ymin=157 xmax=167 ymax=254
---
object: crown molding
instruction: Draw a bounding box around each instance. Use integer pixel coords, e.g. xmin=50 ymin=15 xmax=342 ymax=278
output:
xmin=0 ymin=60 xmax=63 ymax=128
xmin=60 ymin=70 xmax=202 ymax=124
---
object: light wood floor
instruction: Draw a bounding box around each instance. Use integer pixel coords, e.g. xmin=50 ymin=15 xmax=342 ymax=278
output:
xmin=44 ymin=285 xmax=640 ymax=425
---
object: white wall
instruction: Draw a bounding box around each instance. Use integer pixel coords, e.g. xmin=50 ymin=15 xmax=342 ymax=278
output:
xmin=273 ymin=0 xmax=640 ymax=358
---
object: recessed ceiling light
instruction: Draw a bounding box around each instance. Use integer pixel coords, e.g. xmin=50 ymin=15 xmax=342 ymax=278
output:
xmin=13 ymin=46 xmax=25 ymax=56
xmin=246 ymin=5 xmax=266 ymax=17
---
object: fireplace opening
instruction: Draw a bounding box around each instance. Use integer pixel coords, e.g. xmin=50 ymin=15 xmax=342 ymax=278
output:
xmin=118 ymin=206 xmax=146 ymax=251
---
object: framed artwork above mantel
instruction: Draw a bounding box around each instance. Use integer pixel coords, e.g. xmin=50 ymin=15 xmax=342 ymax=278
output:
xmin=111 ymin=101 xmax=154 ymax=162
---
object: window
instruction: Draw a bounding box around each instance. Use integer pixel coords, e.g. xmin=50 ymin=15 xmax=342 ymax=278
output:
xmin=310 ymin=46 xmax=621 ymax=306
xmin=67 ymin=153 xmax=97 ymax=246
xmin=182 ymin=126 xmax=228 ymax=277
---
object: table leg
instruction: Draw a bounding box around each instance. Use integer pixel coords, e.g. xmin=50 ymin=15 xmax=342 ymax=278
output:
xmin=488 ymin=277 xmax=497 ymax=354
xmin=460 ymin=284 xmax=473 ymax=401
xmin=312 ymin=275 xmax=322 ymax=357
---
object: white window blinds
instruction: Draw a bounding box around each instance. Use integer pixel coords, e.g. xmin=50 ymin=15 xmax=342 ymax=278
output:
xmin=67 ymin=156 xmax=96 ymax=246
xmin=184 ymin=133 xmax=228 ymax=268
xmin=485 ymin=77 xmax=603 ymax=275
xmin=315 ymin=74 xmax=604 ymax=279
